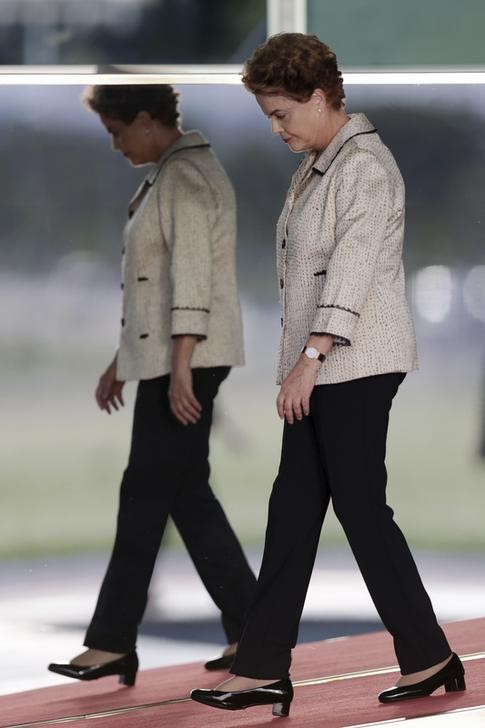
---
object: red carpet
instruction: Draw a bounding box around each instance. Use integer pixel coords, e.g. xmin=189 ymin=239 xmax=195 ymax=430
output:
xmin=1 ymin=618 xmax=484 ymax=728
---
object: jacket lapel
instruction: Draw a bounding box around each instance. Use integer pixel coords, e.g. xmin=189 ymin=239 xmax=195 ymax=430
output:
xmin=127 ymin=179 xmax=152 ymax=219
xmin=126 ymin=130 xmax=211 ymax=217
xmin=312 ymin=113 xmax=377 ymax=177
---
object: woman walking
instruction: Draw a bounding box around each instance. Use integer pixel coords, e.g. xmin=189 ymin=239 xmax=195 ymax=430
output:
xmin=48 ymin=85 xmax=256 ymax=685
xmin=191 ymin=33 xmax=465 ymax=717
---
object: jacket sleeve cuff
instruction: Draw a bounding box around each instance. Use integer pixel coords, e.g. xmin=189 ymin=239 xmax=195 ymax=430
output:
xmin=312 ymin=305 xmax=360 ymax=346
xmin=171 ymin=307 xmax=210 ymax=338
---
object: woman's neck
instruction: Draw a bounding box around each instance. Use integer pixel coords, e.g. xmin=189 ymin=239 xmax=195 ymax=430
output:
xmin=151 ymin=126 xmax=183 ymax=163
xmin=315 ymin=109 xmax=350 ymax=153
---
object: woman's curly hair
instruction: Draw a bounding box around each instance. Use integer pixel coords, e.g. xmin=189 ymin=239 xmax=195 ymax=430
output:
xmin=242 ymin=33 xmax=345 ymax=110
xmin=82 ymin=84 xmax=180 ymax=127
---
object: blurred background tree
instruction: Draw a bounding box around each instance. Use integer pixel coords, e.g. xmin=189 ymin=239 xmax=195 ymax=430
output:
xmin=2 ymin=98 xmax=484 ymax=288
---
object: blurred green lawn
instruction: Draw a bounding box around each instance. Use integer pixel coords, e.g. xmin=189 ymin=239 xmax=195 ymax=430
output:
xmin=1 ymin=348 xmax=484 ymax=558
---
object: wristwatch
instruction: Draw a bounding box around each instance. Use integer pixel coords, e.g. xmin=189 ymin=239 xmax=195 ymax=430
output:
xmin=301 ymin=345 xmax=326 ymax=363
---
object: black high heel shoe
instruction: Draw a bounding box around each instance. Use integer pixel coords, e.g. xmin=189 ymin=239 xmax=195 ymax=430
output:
xmin=204 ymin=653 xmax=234 ymax=671
xmin=378 ymin=653 xmax=465 ymax=703
xmin=191 ymin=678 xmax=293 ymax=717
xmin=48 ymin=652 xmax=139 ymax=686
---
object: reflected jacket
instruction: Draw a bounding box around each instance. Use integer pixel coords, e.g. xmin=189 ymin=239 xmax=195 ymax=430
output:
xmin=277 ymin=113 xmax=418 ymax=385
xmin=117 ymin=130 xmax=244 ymax=381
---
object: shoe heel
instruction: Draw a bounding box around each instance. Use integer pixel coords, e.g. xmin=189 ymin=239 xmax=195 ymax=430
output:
xmin=445 ymin=675 xmax=466 ymax=693
xmin=119 ymin=669 xmax=137 ymax=686
xmin=272 ymin=700 xmax=291 ymax=717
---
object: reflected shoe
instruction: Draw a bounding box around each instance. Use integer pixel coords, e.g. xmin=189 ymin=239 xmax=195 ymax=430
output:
xmin=48 ymin=651 xmax=138 ymax=686
xmin=204 ymin=654 xmax=234 ymax=671
xmin=378 ymin=653 xmax=465 ymax=703
xmin=191 ymin=678 xmax=293 ymax=717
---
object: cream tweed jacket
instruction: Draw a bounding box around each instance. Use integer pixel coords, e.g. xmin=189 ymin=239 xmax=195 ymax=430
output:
xmin=117 ymin=130 xmax=244 ymax=381
xmin=276 ymin=113 xmax=418 ymax=385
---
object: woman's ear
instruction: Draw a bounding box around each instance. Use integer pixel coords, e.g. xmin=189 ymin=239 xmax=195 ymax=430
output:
xmin=311 ymin=89 xmax=327 ymax=109
xmin=136 ymin=110 xmax=152 ymax=126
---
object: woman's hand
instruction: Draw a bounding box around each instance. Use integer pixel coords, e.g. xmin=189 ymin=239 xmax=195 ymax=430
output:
xmin=168 ymin=364 xmax=202 ymax=425
xmin=277 ymin=356 xmax=320 ymax=424
xmin=95 ymin=356 xmax=125 ymax=414
xmin=277 ymin=335 xmax=334 ymax=424
xmin=169 ymin=335 xmax=202 ymax=425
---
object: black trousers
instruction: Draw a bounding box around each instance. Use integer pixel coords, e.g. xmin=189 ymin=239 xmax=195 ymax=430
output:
xmin=231 ymin=373 xmax=451 ymax=679
xmin=85 ymin=367 xmax=256 ymax=653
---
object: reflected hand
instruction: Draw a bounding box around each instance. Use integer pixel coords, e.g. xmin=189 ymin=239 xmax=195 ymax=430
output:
xmin=168 ymin=365 xmax=202 ymax=425
xmin=277 ymin=356 xmax=320 ymax=424
xmin=95 ymin=357 xmax=125 ymax=414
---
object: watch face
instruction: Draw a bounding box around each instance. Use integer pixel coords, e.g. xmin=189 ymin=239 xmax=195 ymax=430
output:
xmin=305 ymin=346 xmax=318 ymax=359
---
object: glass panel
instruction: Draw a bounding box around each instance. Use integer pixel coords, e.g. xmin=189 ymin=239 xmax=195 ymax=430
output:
xmin=0 ymin=0 xmax=266 ymax=65
xmin=1 ymin=82 xmax=484 ymax=560
xmin=308 ymin=0 xmax=485 ymax=67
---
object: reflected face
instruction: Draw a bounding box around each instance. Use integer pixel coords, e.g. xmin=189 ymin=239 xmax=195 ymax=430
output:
xmin=100 ymin=113 xmax=152 ymax=166
xmin=256 ymin=93 xmax=323 ymax=152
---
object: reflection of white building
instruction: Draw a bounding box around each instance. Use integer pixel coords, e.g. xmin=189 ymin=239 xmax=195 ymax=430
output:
xmin=0 ymin=0 xmax=147 ymax=64
xmin=413 ymin=265 xmax=453 ymax=324
xmin=0 ymin=0 xmax=267 ymax=66
xmin=463 ymin=265 xmax=485 ymax=323
xmin=412 ymin=265 xmax=485 ymax=329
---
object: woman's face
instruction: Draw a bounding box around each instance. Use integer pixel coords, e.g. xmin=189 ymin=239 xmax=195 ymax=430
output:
xmin=100 ymin=112 xmax=154 ymax=166
xmin=256 ymin=91 xmax=326 ymax=153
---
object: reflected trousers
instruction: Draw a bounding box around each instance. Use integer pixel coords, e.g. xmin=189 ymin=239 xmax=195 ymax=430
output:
xmin=231 ymin=373 xmax=451 ymax=679
xmin=85 ymin=367 xmax=256 ymax=653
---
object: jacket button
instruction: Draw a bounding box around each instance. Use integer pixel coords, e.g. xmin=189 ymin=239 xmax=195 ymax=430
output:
xmin=280 ymin=318 xmax=283 ymax=327
xmin=282 ymin=239 xmax=286 ymax=249
xmin=120 ymin=282 xmax=124 ymax=290
xmin=280 ymin=278 xmax=284 ymax=289
xmin=139 ymin=333 xmax=149 ymax=339
xmin=121 ymin=318 xmax=125 ymax=327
